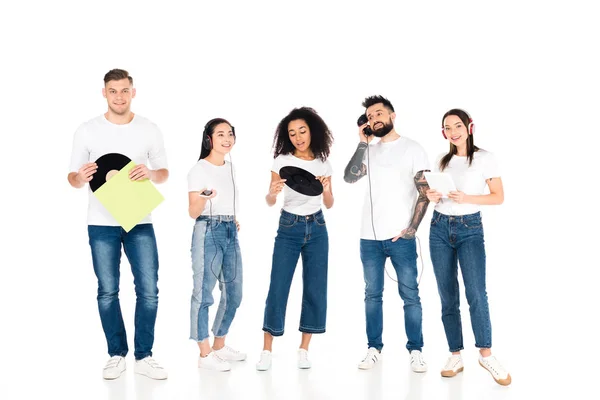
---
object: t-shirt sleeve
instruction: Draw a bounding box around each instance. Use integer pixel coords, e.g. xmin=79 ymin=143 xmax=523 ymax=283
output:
xmin=483 ymin=152 xmax=500 ymax=179
xmin=148 ymin=126 xmax=168 ymax=170
xmin=324 ymin=160 xmax=333 ymax=177
xmin=187 ymin=164 xmax=205 ymax=192
xmin=433 ymin=153 xmax=445 ymax=173
xmin=412 ymin=143 xmax=430 ymax=176
xmin=69 ymin=124 xmax=90 ymax=173
xmin=271 ymin=156 xmax=283 ymax=174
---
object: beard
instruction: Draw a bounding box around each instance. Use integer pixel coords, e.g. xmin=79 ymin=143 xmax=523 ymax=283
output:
xmin=372 ymin=118 xmax=393 ymax=137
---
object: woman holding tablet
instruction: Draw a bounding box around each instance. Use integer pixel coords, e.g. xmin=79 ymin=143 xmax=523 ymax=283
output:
xmin=426 ymin=109 xmax=511 ymax=386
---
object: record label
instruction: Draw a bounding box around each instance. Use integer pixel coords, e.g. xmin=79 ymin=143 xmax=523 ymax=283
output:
xmin=89 ymin=153 xmax=131 ymax=192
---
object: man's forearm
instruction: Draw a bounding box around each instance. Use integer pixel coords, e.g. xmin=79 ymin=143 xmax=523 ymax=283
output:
xmin=344 ymin=142 xmax=368 ymax=183
xmin=150 ymin=168 xmax=169 ymax=184
xmin=402 ymin=170 xmax=431 ymax=239
xmin=68 ymin=172 xmax=85 ymax=189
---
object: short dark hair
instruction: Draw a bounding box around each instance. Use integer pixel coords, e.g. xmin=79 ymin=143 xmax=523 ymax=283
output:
xmin=362 ymin=95 xmax=394 ymax=113
xmin=104 ymin=69 xmax=133 ymax=85
xmin=273 ymin=107 xmax=333 ymax=162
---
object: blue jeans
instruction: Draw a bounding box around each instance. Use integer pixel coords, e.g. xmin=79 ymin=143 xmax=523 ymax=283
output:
xmin=429 ymin=211 xmax=492 ymax=351
xmin=263 ymin=210 xmax=328 ymax=336
xmin=190 ymin=215 xmax=243 ymax=342
xmin=360 ymin=238 xmax=423 ymax=352
xmin=87 ymin=224 xmax=159 ymax=360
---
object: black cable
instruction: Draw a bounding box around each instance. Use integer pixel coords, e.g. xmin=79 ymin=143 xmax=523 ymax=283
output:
xmin=366 ymin=139 xmax=424 ymax=285
xmin=206 ymin=155 xmax=238 ymax=285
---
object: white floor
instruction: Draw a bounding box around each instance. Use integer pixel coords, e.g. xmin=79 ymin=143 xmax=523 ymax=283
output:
xmin=4 ymin=269 xmax=594 ymax=400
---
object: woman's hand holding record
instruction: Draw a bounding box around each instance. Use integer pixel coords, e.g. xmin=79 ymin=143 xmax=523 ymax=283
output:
xmin=279 ymin=166 xmax=323 ymax=196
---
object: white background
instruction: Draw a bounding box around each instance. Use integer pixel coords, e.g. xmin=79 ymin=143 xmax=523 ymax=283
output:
xmin=1 ymin=1 xmax=598 ymax=399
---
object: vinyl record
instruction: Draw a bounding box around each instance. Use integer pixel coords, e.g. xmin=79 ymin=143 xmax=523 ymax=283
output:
xmin=89 ymin=153 xmax=131 ymax=192
xmin=279 ymin=166 xmax=323 ymax=196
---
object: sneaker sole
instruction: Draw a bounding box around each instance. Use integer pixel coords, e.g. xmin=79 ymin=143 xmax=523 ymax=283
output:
xmin=198 ymin=365 xmax=231 ymax=372
xmin=134 ymin=370 xmax=168 ymax=380
xmin=103 ymin=372 xmax=125 ymax=380
xmin=441 ymin=367 xmax=463 ymax=377
xmin=478 ymin=361 xmax=511 ymax=386
xmin=226 ymin=357 xmax=247 ymax=362
xmin=103 ymin=368 xmax=126 ymax=380
xmin=358 ymin=363 xmax=376 ymax=370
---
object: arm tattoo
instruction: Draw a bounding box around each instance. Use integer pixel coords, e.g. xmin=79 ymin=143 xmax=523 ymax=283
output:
xmin=401 ymin=170 xmax=431 ymax=239
xmin=344 ymin=142 xmax=368 ymax=183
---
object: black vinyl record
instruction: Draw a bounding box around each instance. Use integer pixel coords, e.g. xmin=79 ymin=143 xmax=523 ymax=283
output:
xmin=279 ymin=166 xmax=323 ymax=196
xmin=89 ymin=153 xmax=131 ymax=192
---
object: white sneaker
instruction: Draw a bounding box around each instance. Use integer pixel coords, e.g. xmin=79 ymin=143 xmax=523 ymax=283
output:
xmin=358 ymin=347 xmax=381 ymax=370
xmin=410 ymin=350 xmax=428 ymax=373
xmin=256 ymin=350 xmax=272 ymax=371
xmin=297 ymin=349 xmax=311 ymax=369
xmin=103 ymin=356 xmax=126 ymax=380
xmin=479 ymin=355 xmax=511 ymax=386
xmin=134 ymin=356 xmax=168 ymax=380
xmin=213 ymin=345 xmax=247 ymax=361
xmin=441 ymin=354 xmax=464 ymax=377
xmin=198 ymin=352 xmax=231 ymax=371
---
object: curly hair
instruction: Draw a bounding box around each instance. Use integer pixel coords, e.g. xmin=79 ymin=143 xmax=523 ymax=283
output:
xmin=272 ymin=107 xmax=333 ymax=162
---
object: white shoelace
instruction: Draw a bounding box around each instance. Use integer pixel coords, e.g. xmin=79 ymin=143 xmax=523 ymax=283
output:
xmin=362 ymin=350 xmax=379 ymax=363
xmin=298 ymin=350 xmax=309 ymax=361
xmin=444 ymin=355 xmax=462 ymax=370
xmin=141 ymin=357 xmax=162 ymax=369
xmin=221 ymin=345 xmax=240 ymax=354
xmin=105 ymin=357 xmax=122 ymax=369
xmin=482 ymin=356 xmax=507 ymax=377
xmin=411 ymin=352 xmax=425 ymax=367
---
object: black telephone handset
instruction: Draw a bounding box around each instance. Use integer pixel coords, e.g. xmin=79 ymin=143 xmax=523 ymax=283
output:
xmin=357 ymin=114 xmax=373 ymax=137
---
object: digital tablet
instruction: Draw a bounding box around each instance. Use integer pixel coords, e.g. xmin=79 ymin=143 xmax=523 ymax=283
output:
xmin=424 ymin=172 xmax=457 ymax=198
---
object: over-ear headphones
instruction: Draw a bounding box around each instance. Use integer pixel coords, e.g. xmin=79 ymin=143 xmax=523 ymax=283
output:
xmin=442 ymin=109 xmax=474 ymax=139
xmin=202 ymin=118 xmax=236 ymax=150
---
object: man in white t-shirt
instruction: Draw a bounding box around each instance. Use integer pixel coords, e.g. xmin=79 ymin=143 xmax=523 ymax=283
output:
xmin=344 ymin=95 xmax=431 ymax=372
xmin=67 ymin=69 xmax=169 ymax=380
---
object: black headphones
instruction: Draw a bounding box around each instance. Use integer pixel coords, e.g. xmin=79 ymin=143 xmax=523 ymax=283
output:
xmin=202 ymin=118 xmax=236 ymax=150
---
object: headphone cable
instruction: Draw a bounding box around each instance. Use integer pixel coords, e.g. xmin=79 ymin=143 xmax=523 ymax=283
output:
xmin=366 ymin=139 xmax=424 ymax=285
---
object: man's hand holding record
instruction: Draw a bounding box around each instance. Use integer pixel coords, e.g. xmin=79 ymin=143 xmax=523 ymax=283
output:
xmin=89 ymin=153 xmax=131 ymax=192
xmin=88 ymin=152 xmax=164 ymax=232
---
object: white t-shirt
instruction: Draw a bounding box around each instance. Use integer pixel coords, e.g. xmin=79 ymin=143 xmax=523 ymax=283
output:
xmin=433 ymin=150 xmax=500 ymax=216
xmin=272 ymin=154 xmax=333 ymax=216
xmin=361 ymin=136 xmax=430 ymax=240
xmin=187 ymin=159 xmax=239 ymax=216
xmin=69 ymin=114 xmax=168 ymax=226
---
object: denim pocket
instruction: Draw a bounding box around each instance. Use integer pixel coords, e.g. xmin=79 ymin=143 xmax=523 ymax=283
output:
xmin=279 ymin=215 xmax=296 ymax=228
xmin=462 ymin=217 xmax=482 ymax=229
xmin=315 ymin=213 xmax=326 ymax=226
